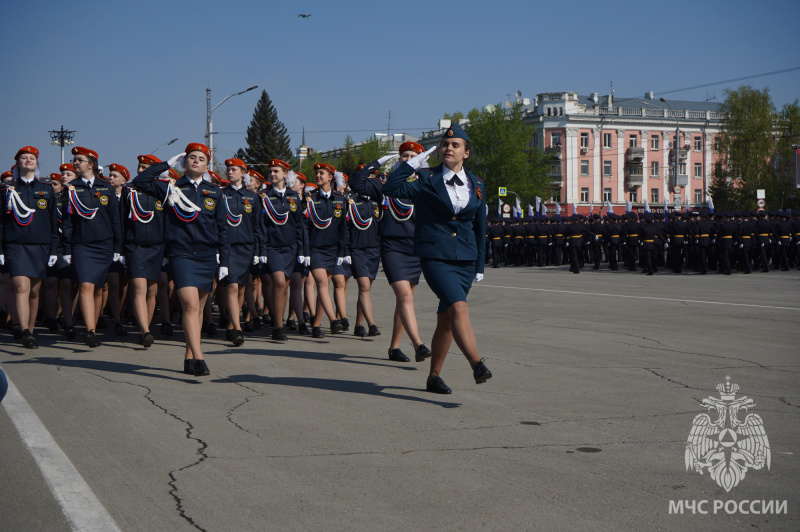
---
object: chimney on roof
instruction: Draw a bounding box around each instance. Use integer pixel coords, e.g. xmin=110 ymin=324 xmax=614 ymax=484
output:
xmin=606 ymin=94 xmax=613 ymax=107
xmin=645 ymin=91 xmax=655 ymax=100
xmin=591 ymin=92 xmax=598 ymax=103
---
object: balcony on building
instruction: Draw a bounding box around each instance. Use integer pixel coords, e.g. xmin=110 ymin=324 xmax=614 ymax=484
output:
xmin=545 ymin=144 xmax=562 ymax=158
xmin=626 ymin=146 xmax=644 ymax=162
xmin=547 ymin=168 xmax=563 ymax=185
xmin=672 ymin=173 xmax=690 ymax=187
xmin=669 ymin=148 xmax=689 ymax=163
xmin=626 ymin=163 xmax=644 ymax=188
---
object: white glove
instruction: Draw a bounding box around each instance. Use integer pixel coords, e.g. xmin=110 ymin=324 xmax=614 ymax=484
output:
xmin=777 ymin=241 xmax=781 ymax=246
xmin=565 ymin=242 xmax=569 ymax=247
xmin=664 ymin=243 xmax=669 ymax=249
xmin=162 ymin=257 xmax=169 ymax=266
xmin=336 ymin=257 xmax=344 ymax=266
xmin=303 ymin=256 xmax=310 ymax=266
xmin=548 ymin=242 xmax=552 ymax=246
xmin=48 ymin=255 xmax=57 ymax=267
xmin=761 ymin=243 xmax=764 ymax=248
xmin=119 ymin=255 xmax=127 ymax=267
xmin=739 ymin=244 xmax=744 ymax=249
xmin=711 ymin=239 xmax=715 ymax=244
xmin=0 ymin=255 xmax=5 ymax=265
xmin=473 ymin=273 xmax=484 ymax=283
xmin=259 ymin=256 xmax=267 ymax=264
xmin=216 ymin=254 xmax=220 ymax=264
xmin=377 ymin=154 xmax=399 ymax=166
xmin=695 ymin=239 xmax=699 ymax=244
xmin=407 ymin=146 xmax=437 ymax=170
xmin=167 ymin=152 xmax=186 ymax=168
xmin=113 ymin=253 xmax=121 ymax=262
xmin=218 ymin=266 xmax=228 ymax=280
xmin=344 ymin=256 xmax=352 ymax=265
xmin=253 ymin=256 xmax=259 ymax=265
xmin=65 ymin=255 xmax=72 ymax=265
xmin=298 ymin=256 xmax=306 ymax=264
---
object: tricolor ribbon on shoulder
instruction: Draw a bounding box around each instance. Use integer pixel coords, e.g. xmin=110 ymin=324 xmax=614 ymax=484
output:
xmin=306 ymin=196 xmax=332 ymax=229
xmin=262 ymin=195 xmax=289 ymax=226
xmin=128 ymin=189 xmax=155 ymax=223
xmin=5 ymin=186 xmax=36 ymax=226
xmin=67 ymin=185 xmax=98 ymax=220
xmin=348 ymin=199 xmax=373 ymax=231
xmin=223 ymin=195 xmax=242 ymax=227
xmin=166 ymin=180 xmax=200 ymax=222
xmin=385 ymin=197 xmax=414 ymax=222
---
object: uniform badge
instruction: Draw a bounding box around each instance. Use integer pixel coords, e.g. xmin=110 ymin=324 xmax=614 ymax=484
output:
xmin=99 ymin=195 xmax=109 ymax=205
xmin=334 ymin=208 xmax=342 ymax=218
xmin=155 ymin=200 xmax=163 ymax=211
xmin=37 ymin=199 xmax=48 ymax=209
xmin=406 ymin=175 xmax=418 ymax=182
xmin=244 ymin=203 xmax=253 ymax=213
xmin=374 ymin=207 xmax=380 ymax=218
xmin=476 ymin=187 xmax=483 ymax=200
xmin=204 ymin=198 xmax=215 ymax=210
xmin=290 ymin=202 xmax=297 ymax=212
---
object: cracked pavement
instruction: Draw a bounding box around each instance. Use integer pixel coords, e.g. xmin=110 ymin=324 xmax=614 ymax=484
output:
xmin=1 ymin=267 xmax=798 ymax=531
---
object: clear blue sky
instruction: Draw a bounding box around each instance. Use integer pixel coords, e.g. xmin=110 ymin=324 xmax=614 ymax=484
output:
xmin=3 ymin=0 xmax=798 ymax=173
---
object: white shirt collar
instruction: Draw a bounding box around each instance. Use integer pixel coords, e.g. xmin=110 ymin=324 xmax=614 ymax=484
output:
xmin=189 ymin=177 xmax=203 ymax=188
xmin=231 ymin=184 xmax=242 ymax=191
xmin=273 ymin=187 xmax=286 ymax=196
xmin=84 ymin=177 xmax=94 ymax=187
xmin=21 ymin=176 xmax=34 ymax=184
xmin=320 ymin=189 xmax=331 ymax=199
xmin=442 ymin=167 xmax=468 ymax=186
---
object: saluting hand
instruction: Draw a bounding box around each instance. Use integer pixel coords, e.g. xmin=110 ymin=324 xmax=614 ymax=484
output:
xmin=407 ymin=146 xmax=437 ymax=170
xmin=167 ymin=152 xmax=186 ymax=168
xmin=377 ymin=154 xmax=399 ymax=166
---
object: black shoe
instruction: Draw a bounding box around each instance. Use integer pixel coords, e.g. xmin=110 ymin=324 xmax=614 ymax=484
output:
xmin=298 ymin=323 xmax=310 ymax=335
xmin=426 ymin=375 xmax=452 ymax=394
xmin=21 ymin=329 xmax=38 ymax=349
xmin=340 ymin=318 xmax=350 ymax=331
xmin=303 ymin=311 xmax=311 ymax=324
xmin=388 ymin=348 xmax=410 ymax=362
xmin=193 ymin=359 xmax=210 ymax=376
xmin=84 ymin=330 xmax=100 ymax=348
xmin=272 ymin=327 xmax=288 ymax=342
xmin=232 ymin=330 xmax=245 ymax=346
xmin=243 ymin=320 xmax=254 ymax=332
xmin=140 ymin=332 xmax=155 ymax=348
xmin=12 ymin=324 xmax=22 ymax=339
xmin=219 ymin=314 xmax=228 ymax=329
xmin=472 ymin=358 xmax=492 ymax=384
xmin=312 ymin=326 xmax=324 ymax=338
xmin=285 ymin=319 xmax=298 ymax=331
xmin=96 ymin=317 xmax=108 ymax=330
xmin=114 ymin=321 xmax=127 ymax=336
xmin=330 ymin=320 xmax=343 ymax=334
xmin=225 ymin=329 xmax=235 ymax=342
xmin=183 ymin=359 xmax=195 ymax=375
xmin=65 ymin=326 xmax=76 ymax=340
xmin=353 ymin=325 xmax=367 ymax=337
xmin=44 ymin=317 xmax=59 ymax=331
xmin=161 ymin=322 xmax=174 ymax=337
xmin=368 ymin=324 xmax=381 ymax=337
xmin=415 ymin=344 xmax=432 ymax=362
xmin=263 ymin=314 xmax=273 ymax=328
xmin=253 ymin=316 xmax=263 ymax=330
xmin=203 ymin=322 xmax=218 ymax=337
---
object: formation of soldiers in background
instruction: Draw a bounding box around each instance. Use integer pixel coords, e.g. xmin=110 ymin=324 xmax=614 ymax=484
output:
xmin=487 ymin=209 xmax=800 ymax=275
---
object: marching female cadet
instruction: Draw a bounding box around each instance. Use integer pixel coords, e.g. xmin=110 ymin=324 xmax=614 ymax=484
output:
xmin=0 ymin=147 xmax=59 ymax=348
xmin=283 ymin=172 xmax=311 ymax=334
xmin=62 ymin=146 xmax=123 ymax=347
xmin=348 ymin=143 xmax=431 ymax=363
xmin=260 ymin=159 xmax=307 ymax=341
xmin=122 ymin=156 xmax=168 ymax=347
xmin=56 ymin=164 xmax=78 ymax=338
xmin=133 ymin=143 xmax=229 ymax=376
xmin=221 ymin=158 xmax=261 ymax=346
xmin=42 ymin=172 xmax=65 ymax=332
xmin=306 ymin=163 xmax=349 ymax=338
xmin=106 ymin=163 xmax=131 ymax=336
xmin=332 ymin=172 xmax=352 ymax=331
xmin=383 ymin=125 xmax=491 ymax=394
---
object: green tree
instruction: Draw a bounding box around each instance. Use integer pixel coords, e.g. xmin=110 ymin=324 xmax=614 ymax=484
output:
xmin=357 ymin=136 xmax=392 ymax=166
xmin=444 ymin=111 xmax=464 ymax=123
xmin=238 ymin=90 xmax=294 ymax=173
xmin=334 ymin=135 xmax=358 ymax=177
xmin=775 ymin=100 xmax=800 ymax=209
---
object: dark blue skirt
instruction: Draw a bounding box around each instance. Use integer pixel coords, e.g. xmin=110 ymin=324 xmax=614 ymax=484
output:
xmin=265 ymin=245 xmax=297 ymax=278
xmin=108 ymin=260 xmax=126 ymax=275
xmin=126 ymin=244 xmax=165 ymax=281
xmin=381 ymin=249 xmax=421 ymax=285
xmin=333 ymin=260 xmax=352 ymax=277
xmin=225 ymin=242 xmax=255 ymax=286
xmin=170 ymin=255 xmax=216 ymax=292
xmin=310 ymin=246 xmax=337 ymax=274
xmin=4 ymin=243 xmax=48 ymax=279
xmin=292 ymin=260 xmax=308 ymax=277
xmin=421 ymin=258 xmax=475 ymax=314
xmin=350 ymin=247 xmax=380 ymax=279
xmin=73 ymin=241 xmax=113 ymax=286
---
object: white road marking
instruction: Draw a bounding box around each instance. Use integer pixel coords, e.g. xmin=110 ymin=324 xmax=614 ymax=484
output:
xmin=476 ymin=283 xmax=800 ymax=311
xmin=2 ymin=375 xmax=121 ymax=532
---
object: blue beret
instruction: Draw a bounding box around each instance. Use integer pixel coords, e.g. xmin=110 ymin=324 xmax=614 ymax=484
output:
xmin=444 ymin=124 xmax=471 ymax=143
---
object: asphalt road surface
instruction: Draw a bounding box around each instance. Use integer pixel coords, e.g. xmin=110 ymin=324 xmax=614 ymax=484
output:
xmin=2 ymin=265 xmax=798 ymax=531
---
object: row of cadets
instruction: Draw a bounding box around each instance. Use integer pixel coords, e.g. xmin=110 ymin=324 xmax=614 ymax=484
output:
xmin=0 ymin=147 xmax=59 ymax=348
xmin=348 ymin=141 xmax=431 ymax=363
xmin=220 ymin=157 xmax=262 ymax=346
xmin=62 ymin=146 xmax=123 ymax=348
xmin=260 ymin=158 xmax=308 ymax=341
xmin=382 ymin=124 xmax=492 ymax=394
xmin=287 ymin=175 xmax=318 ymax=330
xmin=306 ymin=162 xmax=349 ymax=338
xmin=331 ymin=172 xmax=353 ymax=332
xmin=132 ymin=143 xmax=230 ymax=377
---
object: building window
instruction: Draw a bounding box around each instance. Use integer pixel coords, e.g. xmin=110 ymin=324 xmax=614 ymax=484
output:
xmin=581 ymin=160 xmax=589 ymax=176
xmin=714 ymin=137 xmax=722 ymax=152
xmin=603 ymin=161 xmax=612 ymax=176
xmin=694 ymin=136 xmax=702 ymax=151
xmin=679 ymin=163 xmax=687 ymax=176
xmin=581 ymin=188 xmax=589 ymax=202
xmin=603 ymin=133 xmax=612 ymax=149
xmin=629 ymin=135 xmax=638 ymax=148
xmin=694 ymin=163 xmax=702 ymax=179
xmin=651 ymin=188 xmax=659 ymax=203
xmin=580 ymin=132 xmax=589 ymax=148
xmin=630 ymin=190 xmax=638 ymax=203
xmin=651 ymin=135 xmax=659 ymax=151
xmin=551 ymin=188 xmax=561 ymax=203
xmin=694 ymin=189 xmax=702 ymax=204
xmin=651 ymin=161 xmax=659 ymax=177
xmin=551 ymin=132 xmax=561 ymax=147
xmin=715 ymin=162 xmax=723 ymax=176
xmin=603 ymin=188 xmax=612 ymax=202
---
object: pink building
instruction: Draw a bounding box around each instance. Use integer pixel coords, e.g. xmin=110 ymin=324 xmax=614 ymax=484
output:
xmin=422 ymin=91 xmax=725 ymax=215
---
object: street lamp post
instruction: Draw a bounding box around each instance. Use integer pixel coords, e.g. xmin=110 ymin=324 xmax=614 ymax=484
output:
xmin=49 ymin=126 xmax=76 ymax=165
xmin=642 ymin=98 xmax=685 ymax=206
xmin=152 ymin=138 xmax=179 ymax=155
xmin=205 ymin=86 xmax=258 ymax=169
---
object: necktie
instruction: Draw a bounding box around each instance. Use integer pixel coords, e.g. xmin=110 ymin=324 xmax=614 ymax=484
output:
xmin=447 ymin=175 xmax=464 ymax=187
